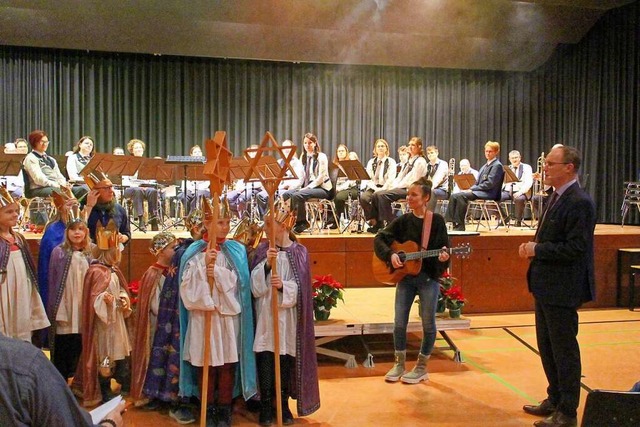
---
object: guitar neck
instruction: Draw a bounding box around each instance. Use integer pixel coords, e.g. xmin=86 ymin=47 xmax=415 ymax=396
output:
xmin=404 ymin=248 xmax=446 ymax=261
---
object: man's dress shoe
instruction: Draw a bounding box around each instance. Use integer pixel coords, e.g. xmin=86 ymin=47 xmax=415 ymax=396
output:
xmin=533 ymin=411 xmax=577 ymax=427
xmin=523 ymin=399 xmax=556 ymax=416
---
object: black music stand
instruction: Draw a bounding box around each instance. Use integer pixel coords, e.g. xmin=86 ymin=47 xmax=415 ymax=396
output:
xmin=502 ymin=166 xmax=520 ymax=227
xmin=137 ymin=158 xmax=176 ymax=227
xmin=337 ymin=159 xmax=369 ymax=233
xmin=162 ymin=159 xmax=207 ymax=230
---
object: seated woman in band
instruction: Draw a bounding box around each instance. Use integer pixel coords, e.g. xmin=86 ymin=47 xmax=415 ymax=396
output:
xmin=360 ymin=139 xmax=397 ymax=226
xmin=65 ymin=136 xmax=94 ymax=199
xmin=331 ymin=144 xmax=360 ymax=228
xmin=22 ymin=130 xmax=85 ymax=199
xmin=282 ymin=133 xmax=331 ymax=234
xmin=122 ymin=139 xmax=160 ymax=231
xmin=367 ymin=137 xmax=427 ymax=233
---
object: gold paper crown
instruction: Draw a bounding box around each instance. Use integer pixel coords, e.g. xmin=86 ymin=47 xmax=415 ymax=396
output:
xmin=233 ymin=217 xmax=264 ymax=249
xmin=0 ymin=185 xmax=18 ymax=207
xmin=95 ymin=219 xmax=119 ymax=250
xmin=51 ymin=187 xmax=83 ymax=225
xmin=185 ymin=208 xmax=204 ymax=229
xmin=202 ymin=196 xmax=232 ymax=221
xmin=149 ymin=232 xmax=176 ymax=256
xmin=84 ymin=170 xmax=112 ymax=190
xmin=267 ymin=197 xmax=296 ymax=230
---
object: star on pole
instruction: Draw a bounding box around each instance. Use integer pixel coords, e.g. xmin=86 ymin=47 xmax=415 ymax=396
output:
xmin=203 ymin=131 xmax=232 ymax=195
xmin=243 ymin=132 xmax=297 ymax=197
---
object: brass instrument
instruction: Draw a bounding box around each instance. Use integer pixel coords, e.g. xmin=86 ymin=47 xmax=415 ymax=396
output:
xmin=532 ymin=151 xmax=546 ymax=196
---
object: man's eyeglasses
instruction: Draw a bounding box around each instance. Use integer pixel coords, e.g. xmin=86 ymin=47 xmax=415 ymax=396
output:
xmin=545 ymin=161 xmax=570 ymax=167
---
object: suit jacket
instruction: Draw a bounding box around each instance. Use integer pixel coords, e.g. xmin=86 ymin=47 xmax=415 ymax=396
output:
xmin=471 ymin=159 xmax=504 ymax=200
xmin=527 ymin=182 xmax=596 ymax=307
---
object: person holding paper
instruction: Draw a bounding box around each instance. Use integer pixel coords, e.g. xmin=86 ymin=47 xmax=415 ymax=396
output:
xmin=0 ymin=334 xmax=126 ymax=427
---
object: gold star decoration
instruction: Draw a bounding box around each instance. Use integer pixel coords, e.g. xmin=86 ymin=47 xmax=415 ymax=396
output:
xmin=203 ymin=131 xmax=232 ymax=195
xmin=243 ymin=132 xmax=298 ymax=197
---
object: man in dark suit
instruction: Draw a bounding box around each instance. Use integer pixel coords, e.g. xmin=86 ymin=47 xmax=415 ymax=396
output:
xmin=445 ymin=141 xmax=505 ymax=231
xmin=519 ymin=146 xmax=596 ymax=427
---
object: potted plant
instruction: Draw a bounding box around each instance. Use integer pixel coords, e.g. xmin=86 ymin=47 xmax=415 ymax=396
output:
xmin=443 ymin=284 xmax=466 ymax=318
xmin=312 ymin=274 xmax=344 ymax=321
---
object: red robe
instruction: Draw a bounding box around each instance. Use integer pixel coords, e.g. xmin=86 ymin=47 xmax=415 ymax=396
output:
xmin=72 ymin=262 xmax=129 ymax=406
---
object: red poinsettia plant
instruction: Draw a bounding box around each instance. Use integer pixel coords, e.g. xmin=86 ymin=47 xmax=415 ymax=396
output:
xmin=439 ymin=271 xmax=466 ymax=309
xmin=312 ymin=274 xmax=345 ymax=313
xmin=128 ymin=279 xmax=141 ymax=307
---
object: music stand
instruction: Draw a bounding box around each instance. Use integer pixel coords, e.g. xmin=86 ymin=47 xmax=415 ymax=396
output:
xmin=0 ymin=153 xmax=27 ymax=177
xmin=337 ymin=159 xmax=369 ymax=233
xmin=136 ymin=158 xmax=176 ymax=227
xmin=453 ymin=174 xmax=476 ymax=191
xmin=502 ymin=166 xmax=520 ymax=227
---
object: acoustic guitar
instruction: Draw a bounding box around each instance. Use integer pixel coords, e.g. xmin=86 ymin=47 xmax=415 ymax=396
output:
xmin=372 ymin=241 xmax=472 ymax=285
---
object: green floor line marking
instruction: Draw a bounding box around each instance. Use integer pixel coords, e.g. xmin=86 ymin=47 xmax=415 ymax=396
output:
xmin=459 ymin=351 xmax=539 ymax=403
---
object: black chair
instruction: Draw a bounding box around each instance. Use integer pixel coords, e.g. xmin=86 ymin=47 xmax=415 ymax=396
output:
xmin=581 ymin=389 xmax=640 ymax=427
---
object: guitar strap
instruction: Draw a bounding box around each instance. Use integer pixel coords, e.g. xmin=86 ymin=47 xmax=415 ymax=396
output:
xmin=421 ymin=211 xmax=433 ymax=251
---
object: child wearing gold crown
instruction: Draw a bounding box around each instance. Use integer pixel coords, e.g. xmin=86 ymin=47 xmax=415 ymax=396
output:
xmin=179 ymin=198 xmax=257 ymax=426
xmin=73 ymin=219 xmax=133 ymax=406
xmin=130 ymin=231 xmax=178 ymax=408
xmin=0 ymin=186 xmax=50 ymax=341
xmin=250 ymin=199 xmax=320 ymax=425
xmin=46 ymin=196 xmax=92 ymax=381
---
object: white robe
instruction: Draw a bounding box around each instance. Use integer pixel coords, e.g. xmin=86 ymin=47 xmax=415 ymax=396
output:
xmin=180 ymin=251 xmax=241 ymax=367
xmin=0 ymin=250 xmax=50 ymax=341
xmin=56 ymin=252 xmax=89 ymax=335
xmin=251 ymin=251 xmax=298 ymax=356
xmin=94 ymin=272 xmax=132 ymax=361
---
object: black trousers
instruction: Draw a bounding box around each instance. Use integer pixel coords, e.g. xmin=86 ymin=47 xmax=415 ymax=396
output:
xmin=256 ymin=351 xmax=294 ymax=400
xmin=52 ymin=333 xmax=82 ymax=379
xmin=534 ymin=299 xmax=581 ymax=418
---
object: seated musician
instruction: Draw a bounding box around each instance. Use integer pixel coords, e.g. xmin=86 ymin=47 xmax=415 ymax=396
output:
xmin=424 ymin=145 xmax=449 ymax=212
xmin=122 ymin=139 xmax=160 ymax=231
xmin=256 ymin=139 xmax=304 ymax=215
xmin=2 ymin=142 xmax=24 ymax=199
xmin=499 ymin=150 xmax=533 ymax=227
xmin=366 ymin=137 xmax=427 ymax=233
xmin=445 ymin=141 xmax=504 ymax=231
xmin=65 ymin=135 xmax=94 ymax=200
xmin=451 ymin=159 xmax=479 ymax=194
xmin=22 ymin=130 xmax=85 ymax=199
xmin=332 ymin=144 xmax=360 ymax=227
xmin=175 ymin=144 xmax=210 ymax=214
xmin=282 ymin=133 xmax=332 ymax=234
xmin=359 ymin=139 xmax=397 ymax=226
xmin=227 ymin=144 xmax=263 ymax=219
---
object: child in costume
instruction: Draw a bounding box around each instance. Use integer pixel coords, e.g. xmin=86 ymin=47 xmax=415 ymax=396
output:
xmin=250 ymin=200 xmax=320 ymax=425
xmin=142 ymin=209 xmax=206 ymax=424
xmin=0 ymin=186 xmax=50 ymax=341
xmin=46 ymin=191 xmax=92 ymax=381
xmin=180 ymin=198 xmax=257 ymax=427
xmin=130 ymin=231 xmax=177 ymax=407
xmin=73 ymin=219 xmax=132 ymax=406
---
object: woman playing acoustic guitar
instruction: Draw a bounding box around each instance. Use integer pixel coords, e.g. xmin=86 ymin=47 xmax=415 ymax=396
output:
xmin=373 ymin=177 xmax=450 ymax=384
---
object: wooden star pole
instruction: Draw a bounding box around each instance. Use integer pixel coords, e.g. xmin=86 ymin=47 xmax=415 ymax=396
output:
xmin=244 ymin=132 xmax=297 ymax=427
xmin=201 ymin=131 xmax=232 ymax=427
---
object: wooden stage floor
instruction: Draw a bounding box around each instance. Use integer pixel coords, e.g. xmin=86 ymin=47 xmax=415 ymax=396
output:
xmin=120 ymin=307 xmax=640 ymax=426
xmin=24 ymin=223 xmax=640 ymax=314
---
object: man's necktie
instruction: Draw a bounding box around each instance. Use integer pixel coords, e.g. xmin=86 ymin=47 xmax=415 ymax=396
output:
xmin=535 ymin=191 xmax=559 ymax=241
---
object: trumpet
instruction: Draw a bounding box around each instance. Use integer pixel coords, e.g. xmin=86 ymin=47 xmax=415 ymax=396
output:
xmin=532 ymin=151 xmax=546 ymax=196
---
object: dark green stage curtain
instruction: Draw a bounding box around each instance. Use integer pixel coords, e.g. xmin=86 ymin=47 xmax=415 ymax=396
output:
xmin=0 ymin=2 xmax=638 ymax=223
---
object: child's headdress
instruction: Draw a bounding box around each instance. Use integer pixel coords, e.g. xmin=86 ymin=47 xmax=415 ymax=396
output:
xmin=84 ymin=170 xmax=112 ymax=190
xmin=233 ymin=217 xmax=263 ymax=249
xmin=149 ymin=231 xmax=176 ymax=256
xmin=202 ymin=196 xmax=232 ymax=221
xmin=185 ymin=208 xmax=204 ymax=229
xmin=51 ymin=187 xmax=83 ymax=225
xmin=95 ymin=219 xmax=119 ymax=250
xmin=266 ymin=197 xmax=296 ymax=230
xmin=0 ymin=185 xmax=18 ymax=207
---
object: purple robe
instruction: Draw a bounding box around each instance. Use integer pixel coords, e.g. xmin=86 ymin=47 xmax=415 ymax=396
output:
xmin=46 ymin=245 xmax=91 ymax=355
xmin=251 ymin=240 xmax=320 ymax=416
